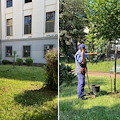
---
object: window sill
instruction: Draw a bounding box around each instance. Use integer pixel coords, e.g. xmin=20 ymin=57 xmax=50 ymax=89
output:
xmin=6 ymin=36 xmax=13 ymax=40
xmin=6 ymin=35 xmax=13 ymax=37
xmin=6 ymin=6 xmax=13 ymax=8
xmin=45 ymin=32 xmax=55 ymax=33
xmin=23 ymin=34 xmax=32 ymax=39
xmin=44 ymin=32 xmax=58 ymax=37
xmin=22 ymin=56 xmax=31 ymax=58
xmin=23 ymin=34 xmax=32 ymax=35
xmin=24 ymin=2 xmax=32 ymax=4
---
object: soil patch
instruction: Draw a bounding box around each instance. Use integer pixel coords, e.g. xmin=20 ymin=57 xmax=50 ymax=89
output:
xmin=88 ymin=71 xmax=120 ymax=78
xmin=110 ymin=92 xmax=120 ymax=98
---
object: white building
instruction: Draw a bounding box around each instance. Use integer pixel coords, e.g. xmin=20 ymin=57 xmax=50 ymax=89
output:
xmin=0 ymin=0 xmax=58 ymax=64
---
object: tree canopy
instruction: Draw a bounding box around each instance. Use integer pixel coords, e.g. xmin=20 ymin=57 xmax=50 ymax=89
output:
xmin=59 ymin=0 xmax=120 ymax=63
xmin=59 ymin=0 xmax=86 ymax=62
xmin=84 ymin=0 xmax=120 ymax=62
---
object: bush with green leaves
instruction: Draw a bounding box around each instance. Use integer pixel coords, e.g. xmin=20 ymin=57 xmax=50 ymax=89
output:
xmin=16 ymin=58 xmax=23 ymax=66
xmin=25 ymin=57 xmax=33 ymax=66
xmin=44 ymin=48 xmax=58 ymax=90
xmin=59 ymin=63 xmax=76 ymax=86
xmin=2 ymin=60 xmax=10 ymax=65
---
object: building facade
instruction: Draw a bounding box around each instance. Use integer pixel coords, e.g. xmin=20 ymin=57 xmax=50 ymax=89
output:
xmin=0 ymin=0 xmax=58 ymax=63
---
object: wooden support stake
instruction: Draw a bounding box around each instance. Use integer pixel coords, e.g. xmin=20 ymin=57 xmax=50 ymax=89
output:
xmin=114 ymin=48 xmax=117 ymax=93
xmin=86 ymin=68 xmax=90 ymax=93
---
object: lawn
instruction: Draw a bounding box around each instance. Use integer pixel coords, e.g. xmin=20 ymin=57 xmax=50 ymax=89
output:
xmin=0 ymin=65 xmax=58 ymax=120
xmin=60 ymin=59 xmax=120 ymax=72
xmin=59 ymin=75 xmax=120 ymax=120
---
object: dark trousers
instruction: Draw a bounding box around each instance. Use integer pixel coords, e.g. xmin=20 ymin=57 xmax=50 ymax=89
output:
xmin=77 ymin=73 xmax=85 ymax=98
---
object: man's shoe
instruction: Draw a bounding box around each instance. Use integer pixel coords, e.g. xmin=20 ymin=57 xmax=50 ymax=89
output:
xmin=81 ymin=96 xmax=88 ymax=100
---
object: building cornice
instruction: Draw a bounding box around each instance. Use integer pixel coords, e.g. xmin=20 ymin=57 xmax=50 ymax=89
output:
xmin=1 ymin=37 xmax=58 ymax=42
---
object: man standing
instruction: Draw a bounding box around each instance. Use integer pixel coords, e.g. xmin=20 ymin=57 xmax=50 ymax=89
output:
xmin=75 ymin=44 xmax=97 ymax=100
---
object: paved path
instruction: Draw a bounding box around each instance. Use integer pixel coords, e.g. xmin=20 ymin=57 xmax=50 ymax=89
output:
xmin=88 ymin=71 xmax=120 ymax=78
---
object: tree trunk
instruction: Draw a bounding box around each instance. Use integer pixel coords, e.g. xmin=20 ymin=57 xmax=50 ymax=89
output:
xmin=114 ymin=48 xmax=117 ymax=93
xmin=62 ymin=38 xmax=70 ymax=63
xmin=13 ymin=54 xmax=15 ymax=69
xmin=65 ymin=45 xmax=70 ymax=63
xmin=75 ymin=41 xmax=77 ymax=51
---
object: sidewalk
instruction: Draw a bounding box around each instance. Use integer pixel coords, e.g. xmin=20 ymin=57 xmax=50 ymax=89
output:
xmin=88 ymin=71 xmax=120 ymax=78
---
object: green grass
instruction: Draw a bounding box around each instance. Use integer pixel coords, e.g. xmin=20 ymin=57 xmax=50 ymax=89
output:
xmin=60 ymin=59 xmax=120 ymax=72
xmin=0 ymin=65 xmax=58 ymax=120
xmin=59 ymin=75 xmax=120 ymax=120
xmin=87 ymin=60 xmax=120 ymax=72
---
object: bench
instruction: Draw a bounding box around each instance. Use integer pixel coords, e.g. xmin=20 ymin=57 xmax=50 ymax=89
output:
xmin=110 ymin=65 xmax=120 ymax=74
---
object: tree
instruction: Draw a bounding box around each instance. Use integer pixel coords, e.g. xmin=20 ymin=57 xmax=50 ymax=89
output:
xmin=59 ymin=0 xmax=87 ymax=63
xmin=85 ymin=0 xmax=120 ymax=41
xmin=10 ymin=51 xmax=19 ymax=69
xmin=59 ymin=30 xmax=71 ymax=63
xmin=84 ymin=0 xmax=120 ymax=62
xmin=84 ymin=0 xmax=120 ymax=92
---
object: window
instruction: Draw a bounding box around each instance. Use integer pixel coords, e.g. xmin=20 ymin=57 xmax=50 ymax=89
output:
xmin=7 ymin=19 xmax=13 ymax=36
xmin=25 ymin=0 xmax=32 ymax=3
xmin=7 ymin=0 xmax=12 ymax=8
xmin=46 ymin=12 xmax=55 ymax=32
xmin=44 ymin=45 xmax=53 ymax=55
xmin=23 ymin=46 xmax=31 ymax=57
xmin=6 ymin=46 xmax=12 ymax=57
xmin=24 ymin=16 xmax=32 ymax=34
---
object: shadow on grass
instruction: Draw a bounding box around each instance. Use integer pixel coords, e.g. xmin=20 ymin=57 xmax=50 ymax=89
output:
xmin=95 ymin=90 xmax=108 ymax=97
xmin=79 ymin=104 xmax=120 ymax=120
xmin=59 ymin=79 xmax=108 ymax=98
xmin=60 ymin=99 xmax=120 ymax=120
xmin=20 ymin=108 xmax=58 ymax=120
xmin=14 ymin=86 xmax=57 ymax=106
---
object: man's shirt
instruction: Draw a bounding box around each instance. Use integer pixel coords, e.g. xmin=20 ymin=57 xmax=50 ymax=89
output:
xmin=76 ymin=50 xmax=88 ymax=63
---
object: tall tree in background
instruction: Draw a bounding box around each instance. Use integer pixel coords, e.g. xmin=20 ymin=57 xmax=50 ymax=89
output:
xmin=59 ymin=0 xmax=87 ymax=63
xmin=84 ymin=0 xmax=120 ymax=59
xmin=85 ymin=0 xmax=120 ymax=92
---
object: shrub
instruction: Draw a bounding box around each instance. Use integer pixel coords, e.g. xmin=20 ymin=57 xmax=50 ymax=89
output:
xmin=2 ymin=60 xmax=10 ymax=65
xmin=44 ymin=48 xmax=58 ymax=90
xmin=59 ymin=63 xmax=76 ymax=86
xmin=16 ymin=58 xmax=23 ymax=66
xmin=25 ymin=57 xmax=33 ymax=66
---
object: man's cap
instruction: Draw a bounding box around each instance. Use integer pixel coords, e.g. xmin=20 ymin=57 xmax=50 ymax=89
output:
xmin=79 ymin=44 xmax=88 ymax=49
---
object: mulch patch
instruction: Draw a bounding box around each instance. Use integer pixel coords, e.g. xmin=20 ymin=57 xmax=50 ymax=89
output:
xmin=109 ymin=92 xmax=120 ymax=98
